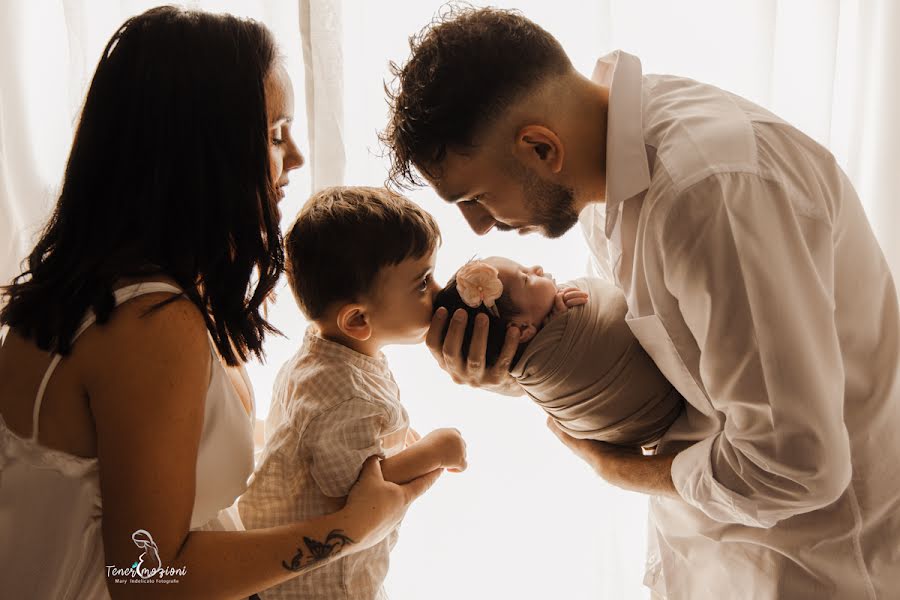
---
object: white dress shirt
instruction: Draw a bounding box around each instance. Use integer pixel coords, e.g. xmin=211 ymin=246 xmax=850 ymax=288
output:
xmin=580 ymin=50 xmax=900 ymax=599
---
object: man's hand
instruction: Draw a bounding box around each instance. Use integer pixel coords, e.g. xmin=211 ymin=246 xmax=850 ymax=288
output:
xmin=426 ymin=307 xmax=524 ymax=396
xmin=546 ymin=418 xmax=680 ymax=498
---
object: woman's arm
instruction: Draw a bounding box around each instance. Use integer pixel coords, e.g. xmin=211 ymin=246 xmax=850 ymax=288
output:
xmin=87 ymin=294 xmax=439 ymax=600
xmin=163 ymin=458 xmax=440 ymax=600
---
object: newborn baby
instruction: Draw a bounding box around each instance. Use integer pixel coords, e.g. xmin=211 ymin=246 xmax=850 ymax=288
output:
xmin=434 ymin=257 xmax=683 ymax=447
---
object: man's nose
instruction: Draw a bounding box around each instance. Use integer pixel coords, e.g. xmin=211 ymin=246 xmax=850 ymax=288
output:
xmin=458 ymin=202 xmax=496 ymax=236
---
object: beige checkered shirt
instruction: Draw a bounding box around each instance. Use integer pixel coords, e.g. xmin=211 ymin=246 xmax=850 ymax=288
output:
xmin=239 ymin=327 xmax=409 ymax=599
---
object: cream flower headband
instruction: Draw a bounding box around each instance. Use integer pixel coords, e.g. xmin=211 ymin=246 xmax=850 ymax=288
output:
xmin=456 ymin=261 xmax=503 ymax=318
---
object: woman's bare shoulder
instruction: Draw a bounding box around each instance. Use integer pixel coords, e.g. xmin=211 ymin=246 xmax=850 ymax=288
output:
xmin=76 ymin=277 xmax=211 ymax=395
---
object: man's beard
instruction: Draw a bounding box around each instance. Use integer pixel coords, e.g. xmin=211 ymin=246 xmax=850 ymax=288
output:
xmin=511 ymin=161 xmax=579 ymax=238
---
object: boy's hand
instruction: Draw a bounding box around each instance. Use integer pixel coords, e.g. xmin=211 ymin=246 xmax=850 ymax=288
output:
xmin=424 ymin=428 xmax=468 ymax=473
xmin=551 ymin=287 xmax=589 ymax=317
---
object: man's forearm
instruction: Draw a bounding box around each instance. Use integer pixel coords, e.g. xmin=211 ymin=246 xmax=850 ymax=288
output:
xmin=547 ymin=418 xmax=680 ymax=498
xmin=601 ymin=451 xmax=680 ymax=498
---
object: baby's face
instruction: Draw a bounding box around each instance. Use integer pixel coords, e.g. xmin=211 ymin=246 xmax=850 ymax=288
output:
xmin=366 ymin=247 xmax=441 ymax=345
xmin=484 ymin=256 xmax=558 ymax=326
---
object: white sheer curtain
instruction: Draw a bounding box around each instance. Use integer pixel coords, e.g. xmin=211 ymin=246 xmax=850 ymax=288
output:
xmin=1 ymin=2 xmax=898 ymax=599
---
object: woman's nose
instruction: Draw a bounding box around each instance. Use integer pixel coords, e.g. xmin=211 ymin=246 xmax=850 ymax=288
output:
xmin=285 ymin=137 xmax=305 ymax=172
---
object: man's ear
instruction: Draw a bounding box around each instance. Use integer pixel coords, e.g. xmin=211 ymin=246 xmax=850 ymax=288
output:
xmin=507 ymin=320 xmax=538 ymax=344
xmin=512 ymin=125 xmax=565 ymax=175
xmin=336 ymin=303 xmax=372 ymax=341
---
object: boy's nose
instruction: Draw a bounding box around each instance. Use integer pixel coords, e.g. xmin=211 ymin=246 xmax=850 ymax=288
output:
xmin=429 ymin=279 xmax=442 ymax=302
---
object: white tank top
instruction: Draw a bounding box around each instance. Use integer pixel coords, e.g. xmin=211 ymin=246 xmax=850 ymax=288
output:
xmin=0 ymin=282 xmax=256 ymax=599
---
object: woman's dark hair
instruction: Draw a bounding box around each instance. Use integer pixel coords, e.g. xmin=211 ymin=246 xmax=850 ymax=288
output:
xmin=433 ymin=274 xmax=519 ymax=370
xmin=0 ymin=6 xmax=282 ymax=365
xmin=381 ymin=5 xmax=573 ymax=189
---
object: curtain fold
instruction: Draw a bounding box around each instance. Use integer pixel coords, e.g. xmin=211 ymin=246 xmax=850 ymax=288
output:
xmin=299 ymin=0 xmax=345 ymax=191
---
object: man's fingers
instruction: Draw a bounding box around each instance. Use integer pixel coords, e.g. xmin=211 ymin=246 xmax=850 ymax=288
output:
xmin=402 ymin=467 xmax=443 ymax=501
xmin=491 ymin=326 xmax=521 ymax=375
xmin=466 ymin=313 xmax=489 ymax=375
xmin=547 ymin=416 xmax=583 ymax=449
xmin=547 ymin=416 xmax=565 ymax=440
xmin=425 ymin=308 xmax=450 ymax=366
xmin=441 ymin=309 xmax=468 ymax=369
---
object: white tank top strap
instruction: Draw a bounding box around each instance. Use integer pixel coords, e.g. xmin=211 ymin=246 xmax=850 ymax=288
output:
xmin=30 ymin=281 xmax=184 ymax=442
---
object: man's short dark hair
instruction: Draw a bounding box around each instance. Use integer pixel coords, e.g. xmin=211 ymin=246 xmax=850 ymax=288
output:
xmin=381 ymin=6 xmax=573 ymax=189
xmin=285 ymin=186 xmax=441 ymax=320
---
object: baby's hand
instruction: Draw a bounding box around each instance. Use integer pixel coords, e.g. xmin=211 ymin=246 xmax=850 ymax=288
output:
xmin=551 ymin=287 xmax=589 ymax=317
xmin=423 ymin=427 xmax=468 ymax=473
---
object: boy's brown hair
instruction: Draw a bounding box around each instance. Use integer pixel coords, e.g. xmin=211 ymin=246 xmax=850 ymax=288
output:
xmin=285 ymin=186 xmax=441 ymax=320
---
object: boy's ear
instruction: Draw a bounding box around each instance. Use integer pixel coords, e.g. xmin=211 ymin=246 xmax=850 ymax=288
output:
xmin=336 ymin=303 xmax=372 ymax=341
xmin=507 ymin=320 xmax=537 ymax=344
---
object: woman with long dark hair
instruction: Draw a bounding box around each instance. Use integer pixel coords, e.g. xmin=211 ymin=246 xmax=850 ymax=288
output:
xmin=0 ymin=7 xmax=439 ymax=599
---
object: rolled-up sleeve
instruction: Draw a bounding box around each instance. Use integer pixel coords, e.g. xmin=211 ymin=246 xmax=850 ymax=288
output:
xmin=660 ymin=172 xmax=851 ymax=528
xmin=302 ymin=397 xmax=388 ymax=498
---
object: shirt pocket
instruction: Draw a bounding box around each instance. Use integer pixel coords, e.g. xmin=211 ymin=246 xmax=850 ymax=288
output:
xmin=625 ymin=313 xmax=715 ymax=416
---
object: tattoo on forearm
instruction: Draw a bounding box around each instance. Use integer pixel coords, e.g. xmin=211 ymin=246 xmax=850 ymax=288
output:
xmin=281 ymin=530 xmax=355 ymax=572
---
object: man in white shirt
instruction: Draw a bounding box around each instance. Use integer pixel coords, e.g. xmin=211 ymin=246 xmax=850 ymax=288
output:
xmin=382 ymin=7 xmax=900 ymax=599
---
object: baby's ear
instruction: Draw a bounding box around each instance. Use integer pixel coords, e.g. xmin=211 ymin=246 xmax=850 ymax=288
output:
xmin=337 ymin=303 xmax=372 ymax=341
xmin=507 ymin=321 xmax=537 ymax=344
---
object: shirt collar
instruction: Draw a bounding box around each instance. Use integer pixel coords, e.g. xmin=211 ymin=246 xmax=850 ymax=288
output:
xmin=591 ymin=50 xmax=651 ymax=237
xmin=302 ymin=326 xmax=392 ymax=377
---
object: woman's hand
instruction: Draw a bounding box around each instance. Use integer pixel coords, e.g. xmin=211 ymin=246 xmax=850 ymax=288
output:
xmin=425 ymin=307 xmax=524 ymax=396
xmin=342 ymin=456 xmax=443 ymax=550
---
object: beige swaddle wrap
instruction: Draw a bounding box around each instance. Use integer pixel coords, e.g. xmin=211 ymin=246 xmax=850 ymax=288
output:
xmin=510 ymin=277 xmax=683 ymax=446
